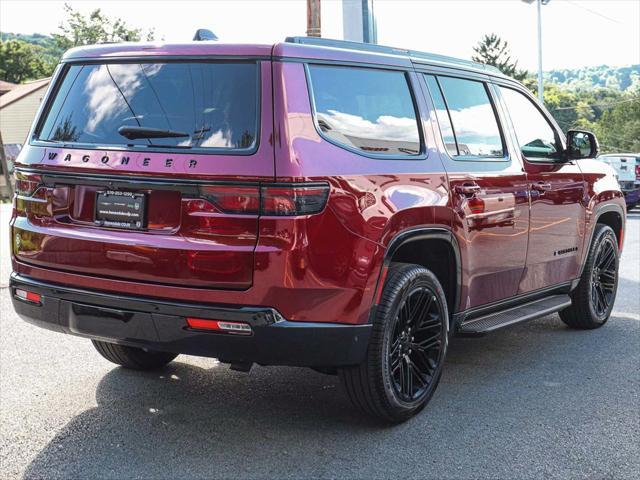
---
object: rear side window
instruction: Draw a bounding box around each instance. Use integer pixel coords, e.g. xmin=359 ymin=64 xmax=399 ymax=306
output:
xmin=424 ymin=75 xmax=457 ymax=157
xmin=430 ymin=76 xmax=504 ymax=158
xmin=37 ymin=62 xmax=258 ymax=151
xmin=307 ymin=65 xmax=421 ymax=156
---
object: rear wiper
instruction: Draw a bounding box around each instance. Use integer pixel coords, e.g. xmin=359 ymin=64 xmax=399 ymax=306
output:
xmin=118 ymin=126 xmax=190 ymax=140
xmin=143 ymin=144 xmax=192 ymax=149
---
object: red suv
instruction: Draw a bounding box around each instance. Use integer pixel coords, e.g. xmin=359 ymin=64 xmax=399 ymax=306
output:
xmin=10 ymin=37 xmax=625 ymax=422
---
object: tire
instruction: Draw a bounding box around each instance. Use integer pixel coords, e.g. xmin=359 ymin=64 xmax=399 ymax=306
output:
xmin=92 ymin=340 xmax=178 ymax=370
xmin=560 ymin=224 xmax=619 ymax=329
xmin=339 ymin=263 xmax=449 ymax=423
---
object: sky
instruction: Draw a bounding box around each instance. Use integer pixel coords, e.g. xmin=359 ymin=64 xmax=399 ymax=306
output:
xmin=1 ymin=0 xmax=638 ymax=71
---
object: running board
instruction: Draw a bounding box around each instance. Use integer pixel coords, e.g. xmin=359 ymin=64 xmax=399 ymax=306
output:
xmin=457 ymin=294 xmax=572 ymax=336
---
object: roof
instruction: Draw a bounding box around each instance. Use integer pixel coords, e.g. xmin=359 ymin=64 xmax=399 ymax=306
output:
xmin=60 ymin=37 xmax=508 ymax=79
xmin=0 ymin=80 xmax=17 ymax=93
xmin=0 ymin=78 xmax=50 ymax=109
xmin=62 ymin=42 xmax=273 ymax=60
xmin=284 ymin=37 xmax=505 ymax=76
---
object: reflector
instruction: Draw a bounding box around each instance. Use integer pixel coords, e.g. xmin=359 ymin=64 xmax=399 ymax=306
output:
xmin=15 ymin=289 xmax=42 ymax=304
xmin=186 ymin=317 xmax=252 ymax=335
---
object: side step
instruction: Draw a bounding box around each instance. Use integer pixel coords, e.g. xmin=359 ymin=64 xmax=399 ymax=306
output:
xmin=457 ymin=294 xmax=572 ymax=336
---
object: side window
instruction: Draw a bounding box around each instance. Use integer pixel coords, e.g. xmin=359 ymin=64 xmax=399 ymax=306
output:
xmin=499 ymin=86 xmax=560 ymax=160
xmin=436 ymin=76 xmax=504 ymax=158
xmin=307 ymin=65 xmax=421 ymax=156
xmin=424 ymin=75 xmax=457 ymax=157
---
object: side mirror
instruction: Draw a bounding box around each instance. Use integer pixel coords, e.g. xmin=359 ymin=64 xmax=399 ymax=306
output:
xmin=566 ymin=130 xmax=599 ymax=160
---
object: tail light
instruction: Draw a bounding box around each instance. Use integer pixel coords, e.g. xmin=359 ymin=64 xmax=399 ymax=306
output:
xmin=15 ymin=172 xmax=42 ymax=197
xmin=200 ymin=185 xmax=260 ymax=214
xmin=635 ymin=164 xmax=640 ymax=181
xmin=193 ymin=182 xmax=329 ymax=216
xmin=261 ymin=184 xmax=329 ymax=216
xmin=468 ymin=197 xmax=485 ymax=215
xmin=14 ymin=172 xmax=50 ymax=216
xmin=186 ymin=317 xmax=252 ymax=335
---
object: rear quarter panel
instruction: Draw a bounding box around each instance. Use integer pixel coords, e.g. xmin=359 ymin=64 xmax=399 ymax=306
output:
xmin=578 ymin=158 xmax=626 ymax=258
xmin=269 ymin=60 xmax=451 ymax=324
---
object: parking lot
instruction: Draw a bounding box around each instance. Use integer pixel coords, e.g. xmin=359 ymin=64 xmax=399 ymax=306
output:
xmin=1 ymin=203 xmax=638 ymax=479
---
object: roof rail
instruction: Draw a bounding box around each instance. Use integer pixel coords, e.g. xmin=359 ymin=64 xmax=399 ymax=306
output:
xmin=284 ymin=36 xmax=504 ymax=76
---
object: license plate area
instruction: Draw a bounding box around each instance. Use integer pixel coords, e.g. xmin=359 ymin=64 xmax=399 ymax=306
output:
xmin=95 ymin=190 xmax=147 ymax=230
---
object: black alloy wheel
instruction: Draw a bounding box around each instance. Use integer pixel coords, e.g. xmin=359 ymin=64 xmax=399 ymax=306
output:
xmin=590 ymin=234 xmax=618 ymax=318
xmin=339 ymin=263 xmax=448 ymax=423
xmin=389 ymin=285 xmax=444 ymax=402
xmin=560 ymin=223 xmax=619 ymax=329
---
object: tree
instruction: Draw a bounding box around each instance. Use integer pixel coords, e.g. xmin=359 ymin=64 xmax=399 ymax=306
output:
xmin=0 ymin=40 xmax=55 ymax=83
xmin=53 ymin=3 xmax=155 ymax=50
xmin=472 ymin=33 xmax=528 ymax=81
xmin=592 ymin=92 xmax=640 ymax=153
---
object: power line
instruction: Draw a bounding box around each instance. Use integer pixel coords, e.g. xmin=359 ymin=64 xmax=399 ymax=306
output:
xmin=560 ymin=0 xmax=622 ymax=24
xmin=550 ymin=97 xmax=639 ymax=111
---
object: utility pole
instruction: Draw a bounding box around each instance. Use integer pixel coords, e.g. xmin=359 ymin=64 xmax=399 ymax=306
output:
xmin=523 ymin=0 xmax=551 ymax=103
xmin=307 ymin=0 xmax=322 ymax=37
xmin=343 ymin=0 xmax=377 ymax=44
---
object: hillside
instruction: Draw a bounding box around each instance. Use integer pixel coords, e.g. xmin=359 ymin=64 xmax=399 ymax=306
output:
xmin=544 ymin=65 xmax=640 ymax=92
xmin=0 ymin=32 xmax=64 ymax=61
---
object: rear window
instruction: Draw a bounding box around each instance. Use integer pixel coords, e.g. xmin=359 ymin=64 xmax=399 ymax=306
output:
xmin=307 ymin=65 xmax=421 ymax=156
xmin=36 ymin=61 xmax=259 ymax=151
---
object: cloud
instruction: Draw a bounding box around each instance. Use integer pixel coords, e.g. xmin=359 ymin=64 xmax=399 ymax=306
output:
xmin=317 ymin=110 xmax=419 ymax=142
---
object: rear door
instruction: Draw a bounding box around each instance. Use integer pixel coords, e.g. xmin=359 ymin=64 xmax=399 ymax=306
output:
xmin=497 ymin=85 xmax=585 ymax=292
xmin=12 ymin=57 xmax=274 ymax=290
xmin=423 ymin=74 xmax=530 ymax=309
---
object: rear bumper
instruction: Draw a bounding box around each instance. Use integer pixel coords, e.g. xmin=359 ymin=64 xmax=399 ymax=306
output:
xmin=9 ymin=273 xmax=371 ymax=367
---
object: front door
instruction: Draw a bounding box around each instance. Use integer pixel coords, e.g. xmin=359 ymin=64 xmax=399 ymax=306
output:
xmin=497 ymin=85 xmax=586 ymax=293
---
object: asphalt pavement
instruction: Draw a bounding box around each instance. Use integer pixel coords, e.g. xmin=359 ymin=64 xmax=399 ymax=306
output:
xmin=1 ymin=203 xmax=638 ymax=479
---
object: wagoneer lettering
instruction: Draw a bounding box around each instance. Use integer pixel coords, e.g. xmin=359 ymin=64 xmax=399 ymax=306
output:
xmin=10 ymin=37 xmax=625 ymax=423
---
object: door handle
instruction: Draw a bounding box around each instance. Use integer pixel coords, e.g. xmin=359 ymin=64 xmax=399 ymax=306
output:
xmin=455 ymin=183 xmax=481 ymax=195
xmin=531 ymin=182 xmax=552 ymax=192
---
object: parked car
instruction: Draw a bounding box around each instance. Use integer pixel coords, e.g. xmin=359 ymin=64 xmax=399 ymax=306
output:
xmin=597 ymin=153 xmax=640 ymax=211
xmin=9 ymin=37 xmax=625 ymax=422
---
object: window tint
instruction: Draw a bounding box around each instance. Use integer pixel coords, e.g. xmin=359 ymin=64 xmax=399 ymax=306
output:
xmin=38 ymin=62 xmax=258 ymax=150
xmin=307 ymin=65 xmax=421 ymax=155
xmin=499 ymin=86 xmax=560 ymax=160
xmin=437 ymin=77 xmax=504 ymax=157
xmin=424 ymin=75 xmax=458 ymax=157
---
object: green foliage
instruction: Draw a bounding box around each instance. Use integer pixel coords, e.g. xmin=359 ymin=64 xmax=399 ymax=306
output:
xmin=52 ymin=3 xmax=155 ymax=50
xmin=591 ymin=93 xmax=640 ymax=153
xmin=0 ymin=32 xmax=64 ymax=60
xmin=0 ymin=4 xmax=155 ymax=84
xmin=0 ymin=40 xmax=56 ymax=83
xmin=546 ymin=65 xmax=640 ymax=92
xmin=472 ymin=33 xmax=528 ymax=81
xmin=522 ymin=75 xmax=639 ymax=154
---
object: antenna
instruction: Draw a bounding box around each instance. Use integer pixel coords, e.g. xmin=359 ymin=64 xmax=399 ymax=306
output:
xmin=193 ymin=29 xmax=218 ymax=41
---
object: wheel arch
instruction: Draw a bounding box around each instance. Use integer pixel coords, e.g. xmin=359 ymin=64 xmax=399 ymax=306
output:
xmin=579 ymin=202 xmax=625 ymax=277
xmin=373 ymin=227 xmax=462 ymax=322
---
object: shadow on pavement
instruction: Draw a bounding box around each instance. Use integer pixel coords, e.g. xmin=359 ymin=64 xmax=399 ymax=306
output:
xmin=22 ymin=309 xmax=640 ymax=479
